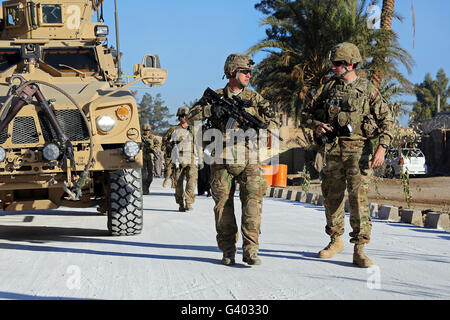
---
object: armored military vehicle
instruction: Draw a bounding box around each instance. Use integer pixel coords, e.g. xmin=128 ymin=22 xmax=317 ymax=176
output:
xmin=0 ymin=0 xmax=167 ymax=235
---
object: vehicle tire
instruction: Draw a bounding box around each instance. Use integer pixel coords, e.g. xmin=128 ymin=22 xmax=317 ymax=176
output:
xmin=107 ymin=169 xmax=143 ymax=236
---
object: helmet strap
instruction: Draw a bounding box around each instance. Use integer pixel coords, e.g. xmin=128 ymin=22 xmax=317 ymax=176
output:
xmin=337 ymin=64 xmax=356 ymax=79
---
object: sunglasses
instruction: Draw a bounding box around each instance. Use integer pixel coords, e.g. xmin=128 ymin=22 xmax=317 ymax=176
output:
xmin=237 ymin=69 xmax=252 ymax=75
xmin=332 ymin=61 xmax=347 ymax=67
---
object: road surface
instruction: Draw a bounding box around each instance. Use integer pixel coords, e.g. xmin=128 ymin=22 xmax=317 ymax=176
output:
xmin=0 ymin=178 xmax=448 ymax=300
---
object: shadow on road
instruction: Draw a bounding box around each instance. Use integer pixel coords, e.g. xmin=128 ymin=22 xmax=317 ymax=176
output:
xmin=0 ymin=224 xmax=339 ymax=267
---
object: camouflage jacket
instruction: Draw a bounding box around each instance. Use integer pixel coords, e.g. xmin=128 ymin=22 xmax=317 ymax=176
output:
xmin=187 ymin=85 xmax=278 ymax=162
xmin=188 ymin=85 xmax=277 ymax=131
xmin=302 ymin=76 xmax=394 ymax=147
xmin=162 ymin=124 xmax=196 ymax=166
xmin=142 ymin=133 xmax=159 ymax=159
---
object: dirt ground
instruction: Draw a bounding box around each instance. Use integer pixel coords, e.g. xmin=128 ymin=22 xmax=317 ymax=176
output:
xmin=287 ymin=176 xmax=450 ymax=214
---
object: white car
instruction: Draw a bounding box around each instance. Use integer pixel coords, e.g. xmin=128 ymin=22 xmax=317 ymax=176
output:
xmin=384 ymin=148 xmax=428 ymax=178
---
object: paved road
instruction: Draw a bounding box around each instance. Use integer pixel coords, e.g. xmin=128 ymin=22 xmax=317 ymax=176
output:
xmin=0 ymin=178 xmax=448 ymax=300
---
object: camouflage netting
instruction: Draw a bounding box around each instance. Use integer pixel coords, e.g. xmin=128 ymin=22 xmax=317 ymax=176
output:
xmin=420 ymin=129 xmax=450 ymax=175
xmin=418 ymin=112 xmax=450 ymax=134
xmin=416 ymin=112 xmax=450 ymax=175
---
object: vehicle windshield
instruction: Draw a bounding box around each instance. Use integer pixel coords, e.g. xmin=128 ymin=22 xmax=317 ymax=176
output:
xmin=403 ymin=149 xmax=424 ymax=158
xmin=0 ymin=49 xmax=21 ymax=72
xmin=42 ymin=47 xmax=99 ymax=73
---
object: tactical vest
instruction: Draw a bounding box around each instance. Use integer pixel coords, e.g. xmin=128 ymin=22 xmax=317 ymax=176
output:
xmin=321 ymin=77 xmax=379 ymax=140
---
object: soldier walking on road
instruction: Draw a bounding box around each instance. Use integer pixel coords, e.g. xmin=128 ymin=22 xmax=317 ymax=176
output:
xmin=302 ymin=42 xmax=394 ymax=267
xmin=164 ymin=107 xmax=198 ymax=212
xmin=141 ymin=123 xmax=159 ymax=195
xmin=187 ymin=53 xmax=279 ymax=266
xmin=161 ymin=135 xmax=175 ymax=188
xmin=153 ymin=138 xmax=163 ymax=178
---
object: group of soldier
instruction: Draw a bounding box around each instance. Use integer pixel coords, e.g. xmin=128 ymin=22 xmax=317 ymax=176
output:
xmin=139 ymin=42 xmax=393 ymax=268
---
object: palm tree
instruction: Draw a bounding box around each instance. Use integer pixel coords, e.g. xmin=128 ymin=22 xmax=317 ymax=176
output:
xmin=370 ymin=0 xmax=396 ymax=89
xmin=248 ymin=0 xmax=414 ymax=122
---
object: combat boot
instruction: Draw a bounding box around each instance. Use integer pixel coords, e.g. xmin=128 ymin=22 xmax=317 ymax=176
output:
xmin=353 ymin=244 xmax=373 ymax=268
xmin=178 ymin=205 xmax=185 ymax=212
xmin=243 ymin=253 xmax=262 ymax=266
xmin=184 ymin=202 xmax=193 ymax=211
xmin=317 ymin=236 xmax=344 ymax=259
xmin=221 ymin=253 xmax=235 ymax=266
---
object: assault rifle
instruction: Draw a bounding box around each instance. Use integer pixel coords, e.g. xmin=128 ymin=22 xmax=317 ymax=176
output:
xmin=201 ymin=87 xmax=283 ymax=141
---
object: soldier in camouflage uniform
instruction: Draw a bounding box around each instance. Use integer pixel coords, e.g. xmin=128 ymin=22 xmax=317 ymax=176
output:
xmin=153 ymin=137 xmax=163 ymax=178
xmin=164 ymin=107 xmax=198 ymax=212
xmin=161 ymin=132 xmax=175 ymax=188
xmin=303 ymin=42 xmax=393 ymax=267
xmin=142 ymin=123 xmax=158 ymax=195
xmin=187 ymin=53 xmax=278 ymax=266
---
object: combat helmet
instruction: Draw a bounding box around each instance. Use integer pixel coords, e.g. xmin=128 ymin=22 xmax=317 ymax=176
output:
xmin=224 ymin=53 xmax=255 ymax=79
xmin=142 ymin=123 xmax=152 ymax=131
xmin=176 ymin=107 xmax=189 ymax=117
xmin=329 ymin=42 xmax=362 ymax=65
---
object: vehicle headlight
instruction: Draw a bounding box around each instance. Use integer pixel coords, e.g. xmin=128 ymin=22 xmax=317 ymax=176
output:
xmin=123 ymin=141 xmax=140 ymax=158
xmin=96 ymin=115 xmax=116 ymax=133
xmin=0 ymin=147 xmax=6 ymax=162
xmin=43 ymin=143 xmax=60 ymax=161
xmin=95 ymin=25 xmax=109 ymax=37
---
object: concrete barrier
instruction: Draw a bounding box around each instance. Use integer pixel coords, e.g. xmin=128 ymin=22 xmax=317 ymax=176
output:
xmin=274 ymin=188 xmax=282 ymax=198
xmin=264 ymin=187 xmax=448 ymax=233
xmin=378 ymin=205 xmax=400 ymax=221
xmin=400 ymin=209 xmax=424 ymax=227
xmin=306 ymin=192 xmax=319 ymax=205
xmin=280 ymin=189 xmax=289 ymax=199
xmin=269 ymin=188 xmax=276 ymax=197
xmin=288 ymin=190 xmax=298 ymax=201
xmin=317 ymin=195 xmax=325 ymax=206
xmin=425 ymin=212 xmax=450 ymax=231
xmin=295 ymin=191 xmax=306 ymax=202
xmin=286 ymin=190 xmax=293 ymax=200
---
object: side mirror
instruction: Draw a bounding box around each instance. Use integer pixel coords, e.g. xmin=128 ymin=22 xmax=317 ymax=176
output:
xmin=133 ymin=63 xmax=167 ymax=86
xmin=142 ymin=54 xmax=161 ymax=68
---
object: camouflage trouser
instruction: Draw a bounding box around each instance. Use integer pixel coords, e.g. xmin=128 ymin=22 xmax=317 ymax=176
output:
xmin=154 ymin=152 xmax=163 ymax=177
xmin=163 ymin=156 xmax=177 ymax=188
xmin=210 ymin=163 xmax=267 ymax=257
xmin=321 ymin=141 xmax=373 ymax=244
xmin=174 ymin=164 xmax=198 ymax=207
xmin=142 ymin=157 xmax=153 ymax=194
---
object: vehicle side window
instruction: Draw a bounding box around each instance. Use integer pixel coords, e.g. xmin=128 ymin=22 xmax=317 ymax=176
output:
xmin=0 ymin=48 xmax=21 ymax=71
xmin=6 ymin=5 xmax=21 ymax=26
xmin=42 ymin=4 xmax=63 ymax=24
xmin=42 ymin=47 xmax=99 ymax=73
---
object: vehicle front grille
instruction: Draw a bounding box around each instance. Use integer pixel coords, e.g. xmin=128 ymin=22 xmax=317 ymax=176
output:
xmin=12 ymin=117 xmax=39 ymax=144
xmin=38 ymin=109 xmax=90 ymax=143
xmin=0 ymin=127 xmax=8 ymax=144
xmin=2 ymin=110 xmax=90 ymax=145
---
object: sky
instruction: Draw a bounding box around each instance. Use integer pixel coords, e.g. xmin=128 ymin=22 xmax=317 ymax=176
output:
xmin=99 ymin=0 xmax=450 ymax=127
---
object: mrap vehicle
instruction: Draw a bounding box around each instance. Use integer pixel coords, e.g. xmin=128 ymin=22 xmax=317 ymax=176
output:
xmin=0 ymin=0 xmax=167 ymax=235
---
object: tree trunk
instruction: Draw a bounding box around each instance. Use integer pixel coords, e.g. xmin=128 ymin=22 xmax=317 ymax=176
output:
xmin=370 ymin=0 xmax=395 ymax=89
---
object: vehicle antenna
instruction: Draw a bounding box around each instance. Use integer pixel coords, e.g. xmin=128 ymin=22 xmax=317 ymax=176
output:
xmin=114 ymin=0 xmax=123 ymax=83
